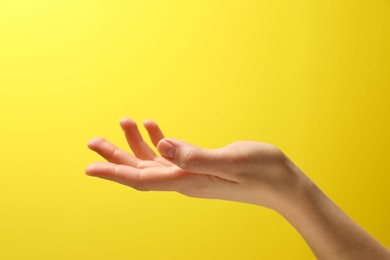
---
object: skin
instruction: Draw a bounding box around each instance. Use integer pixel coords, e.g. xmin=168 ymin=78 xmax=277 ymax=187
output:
xmin=86 ymin=118 xmax=390 ymax=260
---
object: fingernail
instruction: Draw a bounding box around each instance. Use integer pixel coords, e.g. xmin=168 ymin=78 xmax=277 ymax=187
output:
xmin=158 ymin=140 xmax=176 ymax=159
xmin=85 ymin=164 xmax=95 ymax=176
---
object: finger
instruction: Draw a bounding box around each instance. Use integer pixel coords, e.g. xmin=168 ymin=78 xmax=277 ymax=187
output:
xmin=86 ymin=162 xmax=141 ymax=187
xmin=136 ymin=160 xmax=167 ymax=169
xmin=157 ymin=138 xmax=238 ymax=181
xmin=143 ymin=119 xmax=165 ymax=147
xmin=120 ymin=118 xmax=156 ymax=160
xmin=143 ymin=119 xmax=173 ymax=166
xmin=86 ymin=162 xmax=185 ymax=191
xmin=88 ymin=137 xmax=141 ymax=166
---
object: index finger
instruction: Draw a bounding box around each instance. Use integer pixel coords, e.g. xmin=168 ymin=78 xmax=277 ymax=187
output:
xmin=120 ymin=118 xmax=157 ymax=160
xmin=143 ymin=119 xmax=165 ymax=147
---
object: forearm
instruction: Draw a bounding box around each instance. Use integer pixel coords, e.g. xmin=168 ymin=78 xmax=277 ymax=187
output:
xmin=278 ymin=176 xmax=390 ymax=260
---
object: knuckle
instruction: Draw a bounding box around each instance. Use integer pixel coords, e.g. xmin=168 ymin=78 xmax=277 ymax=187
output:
xmin=136 ymin=161 xmax=150 ymax=169
xmin=109 ymin=147 xmax=120 ymax=159
xmin=113 ymin=164 xmax=120 ymax=177
xmin=132 ymin=169 xmax=149 ymax=191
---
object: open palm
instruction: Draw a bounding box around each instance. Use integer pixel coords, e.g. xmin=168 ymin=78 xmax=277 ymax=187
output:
xmin=86 ymin=118 xmax=235 ymax=197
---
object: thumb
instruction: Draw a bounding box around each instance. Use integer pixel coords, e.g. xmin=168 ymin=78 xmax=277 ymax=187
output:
xmin=157 ymin=138 xmax=228 ymax=176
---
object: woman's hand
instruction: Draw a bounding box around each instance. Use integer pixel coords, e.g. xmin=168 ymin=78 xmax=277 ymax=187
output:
xmin=86 ymin=118 xmax=308 ymax=212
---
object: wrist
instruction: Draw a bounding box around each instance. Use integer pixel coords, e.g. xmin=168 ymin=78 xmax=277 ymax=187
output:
xmin=271 ymin=158 xmax=319 ymax=216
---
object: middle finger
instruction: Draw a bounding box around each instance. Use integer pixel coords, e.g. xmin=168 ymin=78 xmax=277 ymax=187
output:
xmin=88 ymin=137 xmax=142 ymax=166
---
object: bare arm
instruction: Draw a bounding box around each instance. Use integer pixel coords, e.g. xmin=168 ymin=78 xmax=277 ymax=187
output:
xmin=86 ymin=118 xmax=390 ymax=259
xmin=278 ymin=175 xmax=390 ymax=259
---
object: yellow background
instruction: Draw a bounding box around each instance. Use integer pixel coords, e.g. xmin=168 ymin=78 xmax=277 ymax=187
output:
xmin=0 ymin=0 xmax=389 ymax=259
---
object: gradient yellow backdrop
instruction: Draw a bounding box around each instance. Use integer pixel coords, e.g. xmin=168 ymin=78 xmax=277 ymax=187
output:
xmin=0 ymin=1 xmax=389 ymax=259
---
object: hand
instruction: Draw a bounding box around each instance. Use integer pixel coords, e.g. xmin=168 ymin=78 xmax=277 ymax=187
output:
xmin=86 ymin=119 xmax=390 ymax=259
xmin=86 ymin=118 xmax=308 ymax=211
